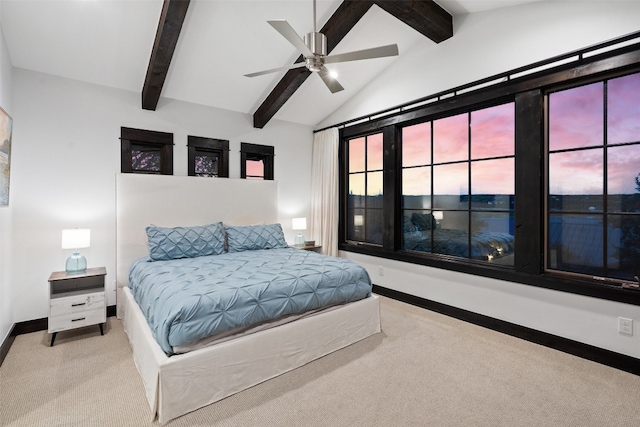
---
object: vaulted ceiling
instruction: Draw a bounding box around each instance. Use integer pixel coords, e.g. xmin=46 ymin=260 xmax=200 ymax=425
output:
xmin=0 ymin=0 xmax=543 ymax=128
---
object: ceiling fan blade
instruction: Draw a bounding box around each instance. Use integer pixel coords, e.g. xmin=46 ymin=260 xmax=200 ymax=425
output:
xmin=267 ymin=20 xmax=314 ymax=58
xmin=324 ymin=44 xmax=399 ymax=64
xmin=244 ymin=62 xmax=306 ymax=78
xmin=318 ymin=67 xmax=344 ymax=93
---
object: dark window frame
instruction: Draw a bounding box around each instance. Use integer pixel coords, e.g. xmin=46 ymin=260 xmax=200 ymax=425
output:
xmin=345 ymin=132 xmax=385 ymax=246
xmin=338 ymin=39 xmax=640 ymax=306
xmin=187 ymin=136 xmax=229 ymax=178
xmin=121 ymin=127 xmax=173 ymax=175
xmin=395 ymin=102 xmax=516 ymax=264
xmin=544 ymin=74 xmax=640 ymax=283
xmin=240 ymin=142 xmax=274 ymax=180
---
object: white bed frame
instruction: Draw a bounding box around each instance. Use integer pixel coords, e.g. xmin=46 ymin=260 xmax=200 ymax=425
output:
xmin=115 ymin=174 xmax=381 ymax=424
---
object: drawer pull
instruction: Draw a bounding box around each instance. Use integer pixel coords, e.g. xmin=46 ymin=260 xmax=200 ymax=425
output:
xmin=71 ymin=303 xmax=86 ymax=307
xmin=71 ymin=317 xmax=86 ymax=322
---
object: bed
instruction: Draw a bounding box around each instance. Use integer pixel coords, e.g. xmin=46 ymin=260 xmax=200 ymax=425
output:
xmin=402 ymin=213 xmax=515 ymax=263
xmin=116 ymin=174 xmax=381 ymax=424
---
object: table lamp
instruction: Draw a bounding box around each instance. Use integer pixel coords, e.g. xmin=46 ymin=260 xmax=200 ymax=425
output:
xmin=432 ymin=211 xmax=444 ymax=228
xmin=62 ymin=229 xmax=90 ymax=273
xmin=292 ymin=217 xmax=307 ymax=246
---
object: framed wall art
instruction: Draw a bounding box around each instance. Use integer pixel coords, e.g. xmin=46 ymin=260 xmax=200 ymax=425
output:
xmin=0 ymin=106 xmax=13 ymax=206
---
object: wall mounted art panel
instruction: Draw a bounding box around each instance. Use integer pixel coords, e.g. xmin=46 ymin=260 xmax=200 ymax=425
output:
xmin=0 ymin=106 xmax=12 ymax=206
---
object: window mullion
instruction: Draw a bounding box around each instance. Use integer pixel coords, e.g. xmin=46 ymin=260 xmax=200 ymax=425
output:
xmin=602 ymin=80 xmax=609 ymax=277
xmin=467 ymin=112 xmax=472 ymax=259
xmin=364 ymin=137 xmax=369 ymax=243
xmin=382 ymin=125 xmax=398 ymax=250
xmin=515 ymin=90 xmax=544 ymax=274
xmin=430 ymin=122 xmax=435 ymax=253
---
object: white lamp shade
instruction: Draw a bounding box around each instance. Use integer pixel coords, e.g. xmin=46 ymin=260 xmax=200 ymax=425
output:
xmin=354 ymin=215 xmax=364 ymax=226
xmin=62 ymin=229 xmax=91 ymax=249
xmin=432 ymin=211 xmax=444 ymax=221
xmin=292 ymin=217 xmax=307 ymax=231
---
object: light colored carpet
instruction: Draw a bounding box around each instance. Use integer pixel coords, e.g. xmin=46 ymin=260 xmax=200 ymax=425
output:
xmin=1 ymin=295 xmax=639 ymax=426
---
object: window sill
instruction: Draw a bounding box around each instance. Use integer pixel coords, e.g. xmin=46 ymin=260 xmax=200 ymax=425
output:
xmin=339 ymin=243 xmax=640 ymax=306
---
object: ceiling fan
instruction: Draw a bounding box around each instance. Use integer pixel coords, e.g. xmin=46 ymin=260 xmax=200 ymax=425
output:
xmin=244 ymin=0 xmax=399 ymax=93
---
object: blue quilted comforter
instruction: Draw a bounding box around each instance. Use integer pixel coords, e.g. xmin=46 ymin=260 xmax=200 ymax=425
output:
xmin=129 ymin=248 xmax=372 ymax=354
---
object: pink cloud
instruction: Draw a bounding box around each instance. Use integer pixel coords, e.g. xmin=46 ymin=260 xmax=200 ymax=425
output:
xmin=349 ymin=137 xmax=365 ymax=172
xmin=471 ymin=103 xmax=514 ymax=159
xmin=471 ymin=159 xmax=514 ymax=195
xmin=433 ymin=113 xmax=468 ymax=163
xmin=246 ymin=159 xmax=264 ymax=177
xmin=549 ymin=149 xmax=603 ymax=194
xmin=608 ymin=72 xmax=640 ymax=145
xmin=433 ymin=163 xmax=468 ymax=195
xmin=402 ymin=123 xmax=431 ymax=167
xmin=549 ymin=82 xmax=603 ymax=151
xmin=403 ymin=166 xmax=431 ymax=196
xmin=367 ymin=133 xmax=384 ymax=171
xmin=608 ymin=144 xmax=640 ymax=194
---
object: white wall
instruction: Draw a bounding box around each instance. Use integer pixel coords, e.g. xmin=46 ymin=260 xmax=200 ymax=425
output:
xmin=330 ymin=2 xmax=640 ymax=358
xmin=10 ymin=68 xmax=313 ymax=323
xmin=345 ymin=253 xmax=640 ymax=358
xmin=0 ymin=2 xmax=14 ymax=345
xmin=320 ymin=1 xmax=640 ymax=127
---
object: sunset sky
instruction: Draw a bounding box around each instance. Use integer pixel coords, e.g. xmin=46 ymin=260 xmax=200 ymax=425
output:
xmin=349 ymin=70 xmax=640 ymax=198
xmin=246 ymin=159 xmax=264 ymax=178
xmin=549 ymin=72 xmax=640 ymax=195
xmin=401 ymin=102 xmax=515 ymax=196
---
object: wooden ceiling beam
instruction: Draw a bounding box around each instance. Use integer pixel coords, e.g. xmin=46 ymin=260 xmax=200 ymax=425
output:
xmin=253 ymin=1 xmax=375 ymax=129
xmin=374 ymin=1 xmax=453 ymax=43
xmin=142 ymin=0 xmax=191 ymax=111
xmin=252 ymin=0 xmax=453 ymax=129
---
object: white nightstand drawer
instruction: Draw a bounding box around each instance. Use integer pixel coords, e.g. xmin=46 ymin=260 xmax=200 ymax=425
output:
xmin=48 ymin=307 xmax=106 ymax=333
xmin=50 ymin=292 xmax=104 ymax=317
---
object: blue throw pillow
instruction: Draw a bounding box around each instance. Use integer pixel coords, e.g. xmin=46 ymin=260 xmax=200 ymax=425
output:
xmin=411 ymin=213 xmax=436 ymax=231
xmin=225 ymin=223 xmax=289 ymax=252
xmin=146 ymin=222 xmax=226 ymax=261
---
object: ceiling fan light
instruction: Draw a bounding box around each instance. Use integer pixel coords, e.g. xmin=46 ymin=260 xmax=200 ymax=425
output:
xmin=305 ymin=57 xmax=324 ymax=72
xmin=329 ymin=70 xmax=338 ymax=79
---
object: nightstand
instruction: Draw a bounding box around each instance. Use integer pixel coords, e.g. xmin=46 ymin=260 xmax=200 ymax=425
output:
xmin=291 ymin=245 xmax=322 ymax=252
xmin=47 ymin=267 xmax=107 ymax=347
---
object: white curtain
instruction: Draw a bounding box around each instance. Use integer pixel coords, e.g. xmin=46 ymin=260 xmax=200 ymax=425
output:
xmin=309 ymin=128 xmax=340 ymax=257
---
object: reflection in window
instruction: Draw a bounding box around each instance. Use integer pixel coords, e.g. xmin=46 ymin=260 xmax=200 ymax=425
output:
xmin=132 ymin=144 xmax=161 ymax=173
xmin=548 ymin=149 xmax=603 ymax=212
xmin=401 ymin=102 xmax=515 ymax=265
xmin=188 ymin=136 xmax=229 ymax=178
xmin=195 ymin=152 xmax=219 ymax=176
xmin=121 ymin=127 xmax=173 ymax=175
xmin=347 ymin=133 xmax=384 ymax=245
xmin=547 ymin=71 xmax=640 ymax=281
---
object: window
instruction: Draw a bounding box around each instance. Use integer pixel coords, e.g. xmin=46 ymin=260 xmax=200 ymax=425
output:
xmin=401 ymin=103 xmax=515 ymax=265
xmin=337 ymin=33 xmax=640 ymax=305
xmin=188 ymin=136 xmax=229 ymax=178
xmin=121 ymin=127 xmax=173 ymax=175
xmin=547 ymin=71 xmax=640 ymax=282
xmin=346 ymin=133 xmax=384 ymax=245
xmin=241 ymin=143 xmax=274 ymax=180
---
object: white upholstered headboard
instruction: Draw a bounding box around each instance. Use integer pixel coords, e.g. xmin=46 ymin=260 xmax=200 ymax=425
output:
xmin=115 ymin=173 xmax=279 ymax=315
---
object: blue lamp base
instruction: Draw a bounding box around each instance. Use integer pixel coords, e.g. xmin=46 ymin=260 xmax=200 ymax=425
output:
xmin=66 ymin=251 xmax=87 ymax=273
xmin=294 ymin=233 xmax=305 ymax=246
